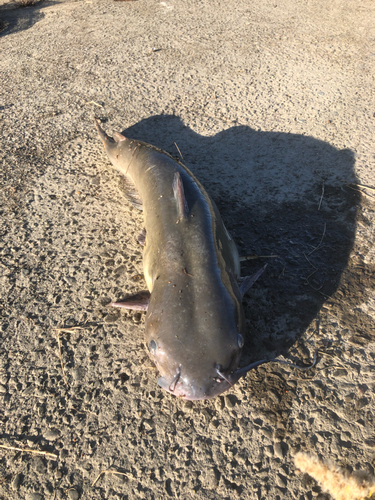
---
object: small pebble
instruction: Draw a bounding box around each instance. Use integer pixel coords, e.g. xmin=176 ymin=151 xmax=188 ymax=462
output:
xmin=274 ymin=441 xmax=287 ymax=459
xmin=84 ymin=392 xmax=92 ymax=403
xmin=268 ymin=390 xmax=281 ymax=403
xmin=38 ymin=405 xmax=46 ymax=417
xmin=333 ymin=369 xmax=347 ymax=377
xmin=356 ymin=397 xmax=369 ymax=410
xmin=12 ymin=472 xmax=22 ymax=490
xmin=72 ymin=368 xmax=85 ymax=382
xmin=276 ymin=473 xmax=287 ymax=488
xmin=26 ymin=493 xmax=43 ymax=500
xmin=64 ymin=318 xmax=76 ymax=327
xmin=264 ymin=445 xmax=274 ymax=457
xmin=43 ymin=428 xmax=60 ymax=441
xmin=104 ymin=313 xmax=119 ymax=323
xmin=215 ymin=397 xmax=225 ymax=411
xmin=32 ymin=457 xmax=47 ymax=474
xmin=184 ymin=401 xmax=193 ymax=411
xmin=224 ymin=395 xmax=235 ymax=408
xmin=67 ymin=489 xmax=80 ymax=500
xmin=201 ymin=467 xmax=219 ymax=488
xmin=133 ymin=313 xmax=142 ymax=323
xmin=260 ymin=428 xmax=273 ymax=440
xmin=55 ymin=490 xmax=64 ymax=500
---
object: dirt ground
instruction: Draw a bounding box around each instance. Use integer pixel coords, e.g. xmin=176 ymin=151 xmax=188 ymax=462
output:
xmin=0 ymin=0 xmax=374 ymax=498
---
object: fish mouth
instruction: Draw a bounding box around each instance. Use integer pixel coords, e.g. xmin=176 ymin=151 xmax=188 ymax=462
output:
xmin=157 ymin=359 xmax=271 ymax=400
xmin=157 ymin=366 xmax=233 ymax=401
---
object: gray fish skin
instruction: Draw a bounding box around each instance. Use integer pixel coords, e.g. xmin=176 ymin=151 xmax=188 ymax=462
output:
xmin=95 ymin=119 xmax=246 ymax=400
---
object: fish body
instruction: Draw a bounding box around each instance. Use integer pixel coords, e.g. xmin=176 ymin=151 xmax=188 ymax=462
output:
xmin=95 ymin=120 xmax=257 ymax=400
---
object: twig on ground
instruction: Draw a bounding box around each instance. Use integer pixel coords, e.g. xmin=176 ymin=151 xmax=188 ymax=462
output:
xmin=307 ymin=223 xmax=326 ymax=256
xmin=64 ymin=488 xmax=79 ymax=496
xmin=174 ymin=142 xmax=184 ymax=160
xmin=347 ymin=182 xmax=375 ymax=192
xmin=92 ymin=470 xmax=128 ymax=487
xmin=0 ymin=444 xmax=57 ymax=460
xmin=278 ymin=261 xmax=286 ymax=278
xmin=53 ymin=327 xmax=85 ymax=333
xmin=318 ymin=181 xmax=325 ymax=210
xmin=55 ymin=330 xmax=69 ymax=387
xmin=303 ymin=252 xmax=318 ymax=282
xmin=315 ymin=318 xmax=320 ymax=336
xmin=307 ymin=282 xmax=324 ymax=292
xmin=344 ymin=183 xmax=375 ymax=199
xmin=239 ymin=254 xmax=279 ymax=261
xmin=85 ymin=101 xmax=104 ymax=107
xmin=303 ymin=318 xmax=320 ymax=344
xmin=15 ymin=0 xmax=45 ymax=6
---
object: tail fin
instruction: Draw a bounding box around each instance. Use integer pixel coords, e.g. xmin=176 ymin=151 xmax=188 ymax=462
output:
xmin=94 ymin=118 xmax=115 ymax=145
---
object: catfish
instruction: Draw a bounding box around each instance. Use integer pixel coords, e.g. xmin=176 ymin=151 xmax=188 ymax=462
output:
xmin=95 ymin=119 xmax=316 ymax=400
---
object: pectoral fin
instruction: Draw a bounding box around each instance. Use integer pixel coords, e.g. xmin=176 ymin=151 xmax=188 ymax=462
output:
xmin=110 ymin=291 xmax=150 ymax=311
xmin=239 ymin=264 xmax=267 ymax=297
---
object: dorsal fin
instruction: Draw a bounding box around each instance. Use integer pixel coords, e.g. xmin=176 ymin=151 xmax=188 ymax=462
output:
xmin=113 ymin=132 xmax=127 ymax=142
xmin=173 ymin=172 xmax=189 ymax=221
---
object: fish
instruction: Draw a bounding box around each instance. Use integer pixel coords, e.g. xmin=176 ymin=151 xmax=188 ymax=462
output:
xmin=94 ymin=119 xmax=316 ymax=400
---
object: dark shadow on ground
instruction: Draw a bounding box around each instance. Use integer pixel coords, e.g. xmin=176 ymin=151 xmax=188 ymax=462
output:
xmin=120 ymin=114 xmax=360 ymax=368
xmin=0 ymin=0 xmax=55 ymax=36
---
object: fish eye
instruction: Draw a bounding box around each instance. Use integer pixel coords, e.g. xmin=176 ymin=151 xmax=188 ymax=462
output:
xmin=148 ymin=339 xmax=157 ymax=355
xmin=238 ymin=334 xmax=244 ymax=348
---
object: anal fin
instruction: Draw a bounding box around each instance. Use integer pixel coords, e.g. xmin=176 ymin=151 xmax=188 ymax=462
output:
xmin=239 ymin=264 xmax=267 ymax=298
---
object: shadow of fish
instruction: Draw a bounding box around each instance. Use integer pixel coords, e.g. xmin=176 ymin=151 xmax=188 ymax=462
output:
xmin=94 ymin=119 xmax=314 ymax=400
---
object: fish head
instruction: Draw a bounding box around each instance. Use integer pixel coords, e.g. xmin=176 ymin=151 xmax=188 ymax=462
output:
xmin=144 ymin=280 xmax=247 ymax=400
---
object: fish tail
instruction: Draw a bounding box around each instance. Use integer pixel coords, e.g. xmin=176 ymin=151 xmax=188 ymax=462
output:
xmin=94 ymin=118 xmax=114 ymax=145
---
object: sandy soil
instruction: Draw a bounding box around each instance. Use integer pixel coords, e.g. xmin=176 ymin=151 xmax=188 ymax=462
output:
xmin=0 ymin=0 xmax=374 ymax=498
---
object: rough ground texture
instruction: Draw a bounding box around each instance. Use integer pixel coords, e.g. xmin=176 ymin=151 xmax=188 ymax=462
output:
xmin=0 ymin=0 xmax=374 ymax=498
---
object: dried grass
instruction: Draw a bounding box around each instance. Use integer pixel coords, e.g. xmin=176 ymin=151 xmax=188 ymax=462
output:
xmin=295 ymin=453 xmax=375 ymax=500
xmin=0 ymin=444 xmax=58 ymax=460
xmin=14 ymin=0 xmax=45 ymax=7
xmin=92 ymin=470 xmax=129 ymax=487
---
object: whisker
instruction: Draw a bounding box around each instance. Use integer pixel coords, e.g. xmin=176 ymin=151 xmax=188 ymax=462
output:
xmin=169 ymin=366 xmax=182 ymax=392
xmin=216 ymin=367 xmax=233 ymax=387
